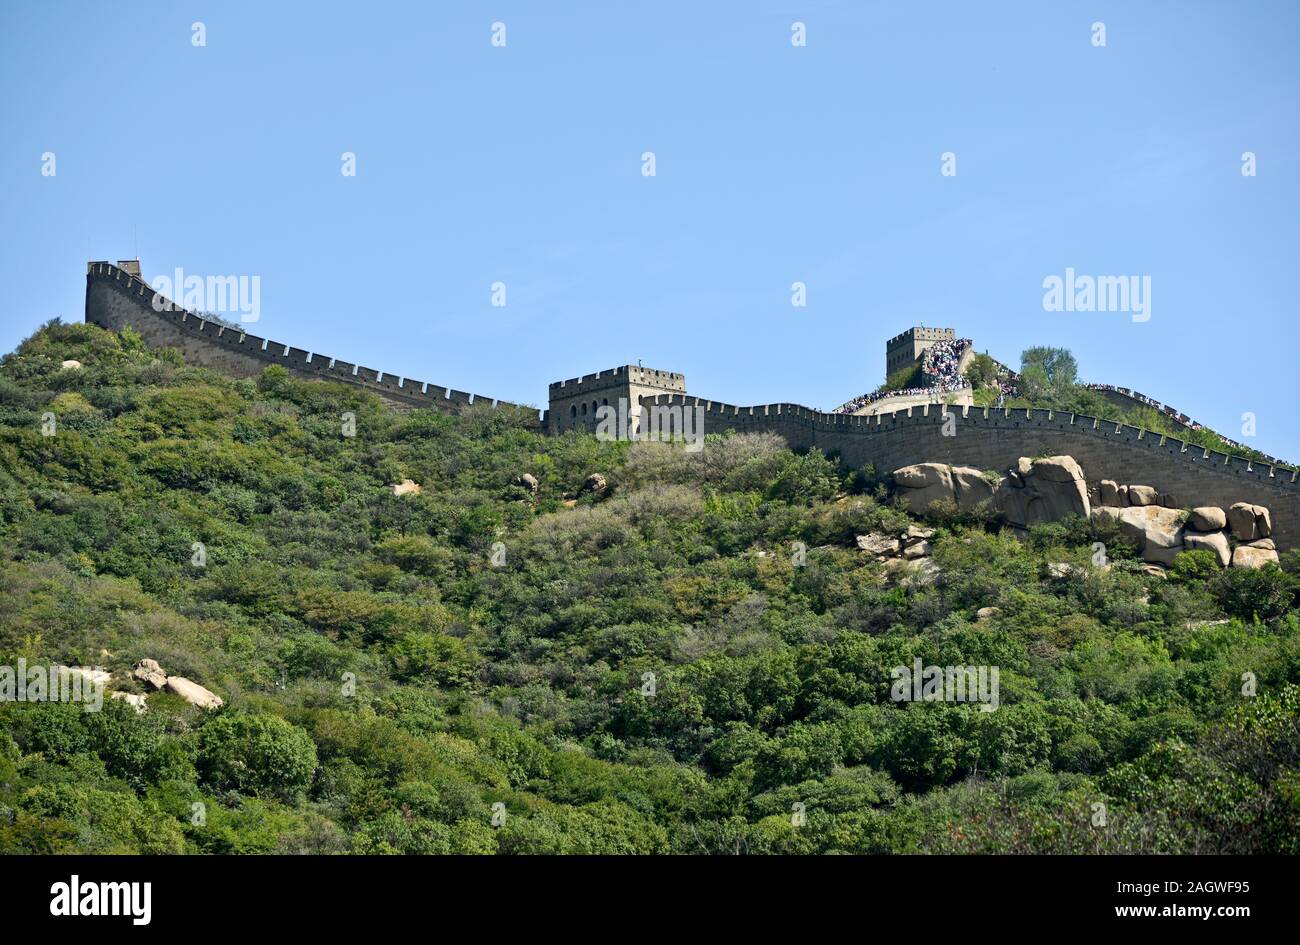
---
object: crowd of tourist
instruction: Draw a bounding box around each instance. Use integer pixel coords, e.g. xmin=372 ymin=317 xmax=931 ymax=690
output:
xmin=830 ymin=354 xmax=1285 ymax=465
xmin=834 ymin=339 xmax=973 ymax=414
xmin=1082 ymin=383 xmax=1285 ymax=465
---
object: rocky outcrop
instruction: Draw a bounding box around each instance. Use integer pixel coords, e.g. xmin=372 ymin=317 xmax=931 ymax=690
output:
xmin=994 ymin=456 xmax=1089 ymax=528
xmin=891 ymin=454 xmax=1284 ymax=569
xmin=1183 ymin=530 xmax=1231 ymax=568
xmin=111 ymin=691 xmax=147 ymax=714
xmin=582 ymin=473 xmax=609 ymax=495
xmin=1228 ymin=503 xmax=1271 ymax=541
xmin=856 ymin=533 xmax=902 ymax=556
xmin=1231 ymin=545 xmax=1279 ymax=569
xmin=1126 ymin=485 xmax=1158 ymax=507
xmin=165 ymin=677 xmax=224 ymax=709
xmin=132 ymin=659 xmax=168 ymax=690
xmin=893 ymin=463 xmax=955 ymax=513
xmin=391 ymin=479 xmax=422 ymax=496
xmin=516 ymin=473 xmax=539 ymax=494
xmin=128 ymin=659 xmax=223 ymax=709
xmin=1188 ymin=507 xmax=1226 ymax=531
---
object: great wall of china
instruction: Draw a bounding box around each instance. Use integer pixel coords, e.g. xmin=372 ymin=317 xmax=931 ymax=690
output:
xmin=84 ymin=259 xmax=1300 ymax=549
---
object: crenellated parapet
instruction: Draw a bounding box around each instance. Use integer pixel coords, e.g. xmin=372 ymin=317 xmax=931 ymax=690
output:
xmin=84 ymin=261 xmax=542 ymax=423
xmin=642 ymin=393 xmax=1300 ymax=550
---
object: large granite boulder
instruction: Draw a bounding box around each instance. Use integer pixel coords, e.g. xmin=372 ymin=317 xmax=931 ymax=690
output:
xmin=1094 ymin=505 xmax=1186 ymax=565
xmin=1232 ymin=545 xmax=1279 ymax=569
xmin=1183 ymin=530 xmax=1230 ymax=568
xmin=1227 ymin=503 xmax=1271 ymax=541
xmin=893 ymin=463 xmax=955 ymax=513
xmin=1098 ymin=480 xmax=1125 ymax=507
xmin=950 ymin=467 xmax=997 ymax=513
xmin=995 ymin=455 xmax=1089 ymax=528
xmin=856 ymin=533 xmax=902 ymax=556
xmin=132 ymin=658 xmax=168 ymax=690
xmin=1126 ymin=485 xmax=1158 ymax=507
xmin=1187 ymin=507 xmax=1226 ymax=532
xmin=165 ymin=677 xmax=224 ymax=710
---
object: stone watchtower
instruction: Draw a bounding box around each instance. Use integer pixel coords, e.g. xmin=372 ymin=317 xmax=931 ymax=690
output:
xmin=885 ymin=326 xmax=955 ymax=380
xmin=547 ymin=365 xmax=686 ymax=435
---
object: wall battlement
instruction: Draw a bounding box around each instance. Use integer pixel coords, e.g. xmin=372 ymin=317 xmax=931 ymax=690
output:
xmin=644 ymin=393 xmax=1300 ymax=550
xmin=83 ymin=259 xmax=1296 ymax=547
xmin=549 ymin=365 xmax=686 ymax=395
xmin=85 ymin=262 xmax=543 ymax=422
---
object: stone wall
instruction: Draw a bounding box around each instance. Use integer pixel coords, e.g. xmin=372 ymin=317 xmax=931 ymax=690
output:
xmin=643 ymin=393 xmax=1300 ymax=551
xmin=85 ymin=262 xmax=542 ymax=423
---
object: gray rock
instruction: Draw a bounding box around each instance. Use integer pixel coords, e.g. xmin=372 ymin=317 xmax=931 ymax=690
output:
xmin=856 ymin=533 xmax=902 ymax=556
xmin=893 ymin=463 xmax=954 ymax=513
xmin=1228 ymin=502 xmax=1259 ymax=540
xmin=1127 ymin=485 xmax=1158 ymax=506
xmin=165 ymin=677 xmax=224 ymax=709
xmin=1098 ymin=480 xmax=1123 ymax=506
xmin=1187 ymin=507 xmax=1226 ymax=531
xmin=1231 ymin=545 xmax=1279 ymax=569
xmin=517 ymin=473 xmax=539 ymax=494
xmin=582 ymin=473 xmax=609 ymax=495
xmin=1183 ymin=530 xmax=1230 ymax=568
xmin=132 ymin=659 xmax=168 ymax=690
xmin=995 ymin=455 xmax=1089 ymax=527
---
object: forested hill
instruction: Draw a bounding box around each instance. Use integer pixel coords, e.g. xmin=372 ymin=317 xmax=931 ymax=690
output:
xmin=0 ymin=320 xmax=1297 ymax=854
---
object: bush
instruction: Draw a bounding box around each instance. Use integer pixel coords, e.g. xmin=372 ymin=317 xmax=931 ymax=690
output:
xmin=197 ymin=714 xmax=319 ymax=799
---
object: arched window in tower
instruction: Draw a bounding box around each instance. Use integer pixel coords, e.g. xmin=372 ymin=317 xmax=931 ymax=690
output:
xmin=570 ymin=405 xmax=577 ymax=418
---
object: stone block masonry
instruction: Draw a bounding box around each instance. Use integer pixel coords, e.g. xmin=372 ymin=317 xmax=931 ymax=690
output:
xmin=643 ymin=394 xmax=1300 ymax=551
xmin=83 ymin=259 xmax=1298 ymax=549
xmin=85 ymin=262 xmax=542 ymax=423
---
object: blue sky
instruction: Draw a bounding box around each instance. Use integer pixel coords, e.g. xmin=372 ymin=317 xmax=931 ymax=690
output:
xmin=2 ymin=1 xmax=1297 ymax=456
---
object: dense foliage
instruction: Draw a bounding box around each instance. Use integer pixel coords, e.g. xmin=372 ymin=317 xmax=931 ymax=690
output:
xmin=1 ymin=321 xmax=1297 ymax=854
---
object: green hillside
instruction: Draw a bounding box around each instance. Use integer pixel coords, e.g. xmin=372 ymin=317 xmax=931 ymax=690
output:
xmin=0 ymin=321 xmax=1297 ymax=854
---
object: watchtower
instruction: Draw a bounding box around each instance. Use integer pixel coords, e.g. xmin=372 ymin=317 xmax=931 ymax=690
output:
xmin=885 ymin=326 xmax=955 ymax=380
xmin=548 ymin=365 xmax=687 ymax=435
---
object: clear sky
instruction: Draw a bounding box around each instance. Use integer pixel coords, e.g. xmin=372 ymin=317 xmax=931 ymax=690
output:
xmin=2 ymin=1 xmax=1297 ymax=456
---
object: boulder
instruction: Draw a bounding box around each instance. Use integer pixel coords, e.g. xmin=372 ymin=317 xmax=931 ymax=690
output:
xmin=975 ymin=606 xmax=1000 ymax=621
xmin=516 ymin=473 xmax=539 ymax=494
xmin=391 ymin=479 xmax=422 ymax=496
xmin=1187 ymin=507 xmax=1226 ymax=531
xmin=132 ymin=658 xmax=168 ymax=690
xmin=1127 ymin=485 xmax=1158 ymax=507
xmin=1183 ymin=530 xmax=1230 ymax=568
xmin=902 ymin=540 xmax=932 ymax=559
xmin=1104 ymin=505 xmax=1186 ymax=565
xmin=1159 ymin=493 xmax=1179 ymax=509
xmin=994 ymin=455 xmax=1089 ymax=528
xmin=856 ymin=533 xmax=902 ymax=556
xmin=950 ymin=467 xmax=997 ymax=513
xmin=165 ymin=677 xmax=224 ymax=709
xmin=904 ymin=525 xmax=935 ymax=541
xmin=111 ymin=692 xmax=147 ymax=714
xmin=60 ymin=359 xmax=82 ymax=370
xmin=582 ymin=473 xmax=609 ymax=495
xmin=1227 ymin=503 xmax=1259 ymax=540
xmin=1247 ymin=537 xmax=1276 ymax=551
xmin=1098 ymin=480 xmax=1124 ymax=506
xmin=1257 ymin=506 xmax=1273 ymax=538
xmin=893 ymin=463 xmax=954 ymax=513
xmin=1231 ymin=545 xmax=1279 ymax=570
